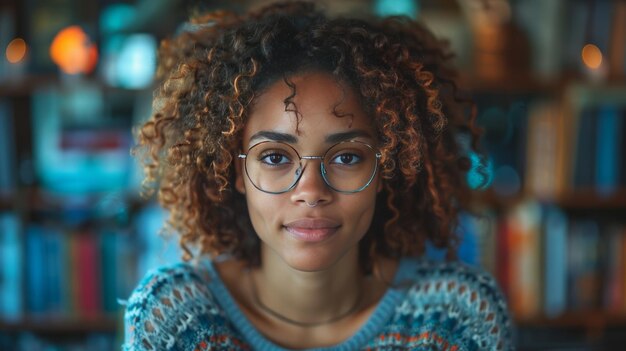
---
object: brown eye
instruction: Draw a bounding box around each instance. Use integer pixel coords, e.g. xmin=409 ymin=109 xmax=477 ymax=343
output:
xmin=259 ymin=152 xmax=291 ymax=166
xmin=331 ymin=153 xmax=361 ymax=165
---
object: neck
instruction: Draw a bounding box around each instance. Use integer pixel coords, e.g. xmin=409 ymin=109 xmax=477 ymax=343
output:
xmin=252 ymin=244 xmax=363 ymax=326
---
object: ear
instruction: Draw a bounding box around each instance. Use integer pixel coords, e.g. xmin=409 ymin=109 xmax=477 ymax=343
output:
xmin=234 ymin=155 xmax=246 ymax=194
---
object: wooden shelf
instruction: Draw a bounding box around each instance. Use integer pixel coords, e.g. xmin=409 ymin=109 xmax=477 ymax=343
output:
xmin=516 ymin=312 xmax=626 ymax=329
xmin=0 ymin=194 xmax=15 ymax=211
xmin=0 ymin=316 xmax=118 ymax=334
xmin=554 ymin=189 xmax=626 ymax=210
xmin=0 ymin=75 xmax=57 ymax=97
xmin=471 ymin=189 xmax=626 ymax=210
xmin=457 ymin=72 xmax=566 ymax=95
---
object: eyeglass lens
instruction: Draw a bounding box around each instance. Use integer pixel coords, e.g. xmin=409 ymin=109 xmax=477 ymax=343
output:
xmin=244 ymin=141 xmax=378 ymax=193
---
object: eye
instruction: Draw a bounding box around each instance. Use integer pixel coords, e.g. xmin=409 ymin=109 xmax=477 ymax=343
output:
xmin=330 ymin=152 xmax=361 ymax=165
xmin=259 ymin=152 xmax=292 ymax=166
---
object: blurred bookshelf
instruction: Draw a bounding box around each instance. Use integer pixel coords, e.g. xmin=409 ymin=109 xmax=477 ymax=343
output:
xmin=0 ymin=0 xmax=181 ymax=349
xmin=1 ymin=0 xmax=626 ymax=350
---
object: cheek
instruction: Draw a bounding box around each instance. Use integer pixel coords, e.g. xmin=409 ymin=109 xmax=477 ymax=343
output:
xmin=244 ymin=191 xmax=283 ymax=236
xmin=343 ymin=190 xmax=378 ymax=234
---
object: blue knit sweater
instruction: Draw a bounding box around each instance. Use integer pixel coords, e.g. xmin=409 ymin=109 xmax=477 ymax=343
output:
xmin=122 ymin=257 xmax=513 ymax=350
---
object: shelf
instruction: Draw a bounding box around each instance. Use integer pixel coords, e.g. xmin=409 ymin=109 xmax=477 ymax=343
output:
xmin=0 ymin=74 xmax=151 ymax=97
xmin=471 ymin=189 xmax=626 ymax=210
xmin=516 ymin=312 xmax=626 ymax=329
xmin=554 ymin=189 xmax=626 ymax=210
xmin=0 ymin=316 xmax=118 ymax=334
xmin=457 ymin=72 xmax=566 ymax=95
xmin=458 ymin=71 xmax=626 ymax=95
xmin=0 ymin=75 xmax=57 ymax=97
xmin=0 ymin=194 xmax=15 ymax=211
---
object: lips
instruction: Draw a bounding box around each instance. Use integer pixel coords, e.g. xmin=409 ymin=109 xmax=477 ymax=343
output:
xmin=283 ymin=218 xmax=340 ymax=242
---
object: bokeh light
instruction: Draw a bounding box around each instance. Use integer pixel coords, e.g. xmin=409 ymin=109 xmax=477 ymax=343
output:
xmin=5 ymin=38 xmax=27 ymax=64
xmin=114 ymin=34 xmax=157 ymax=89
xmin=49 ymin=26 xmax=98 ymax=74
xmin=374 ymin=0 xmax=418 ymax=18
xmin=582 ymin=43 xmax=603 ymax=69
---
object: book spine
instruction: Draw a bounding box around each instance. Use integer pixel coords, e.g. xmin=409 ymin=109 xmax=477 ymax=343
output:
xmin=75 ymin=231 xmax=102 ymax=317
xmin=25 ymin=225 xmax=46 ymax=316
xmin=543 ymin=205 xmax=568 ymax=317
xmin=0 ymin=212 xmax=21 ymax=320
xmin=595 ymin=104 xmax=622 ymax=195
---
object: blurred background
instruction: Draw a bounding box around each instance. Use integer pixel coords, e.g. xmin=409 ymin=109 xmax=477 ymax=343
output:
xmin=0 ymin=0 xmax=625 ymax=350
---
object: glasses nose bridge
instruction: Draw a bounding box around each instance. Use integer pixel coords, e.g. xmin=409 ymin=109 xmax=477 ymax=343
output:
xmin=295 ymin=154 xmax=327 ymax=185
xmin=300 ymin=155 xmax=325 ymax=161
xmin=298 ymin=155 xmax=325 ymax=172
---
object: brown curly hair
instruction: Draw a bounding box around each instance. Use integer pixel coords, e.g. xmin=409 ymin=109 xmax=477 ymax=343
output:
xmin=134 ymin=1 xmax=484 ymax=271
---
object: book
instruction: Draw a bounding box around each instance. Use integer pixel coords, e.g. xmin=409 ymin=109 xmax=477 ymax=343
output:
xmin=594 ymin=104 xmax=623 ymax=195
xmin=0 ymin=211 xmax=22 ymax=321
xmin=542 ymin=205 xmax=568 ymax=317
xmin=572 ymin=107 xmax=597 ymax=190
xmin=602 ymin=224 xmax=625 ymax=311
xmin=495 ymin=213 xmax=512 ymax=299
xmin=43 ymin=227 xmax=65 ymax=316
xmin=568 ymin=219 xmax=602 ymax=310
xmin=609 ymin=1 xmax=626 ymax=78
xmin=74 ymin=230 xmax=102 ymax=317
xmin=474 ymin=209 xmax=498 ymax=275
xmin=507 ymin=201 xmax=542 ymax=318
xmin=25 ymin=225 xmax=46 ymax=315
xmin=0 ymin=99 xmax=15 ymax=195
xmin=525 ymin=101 xmax=560 ymax=198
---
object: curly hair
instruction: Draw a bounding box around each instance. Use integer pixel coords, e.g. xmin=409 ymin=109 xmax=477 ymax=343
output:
xmin=134 ymin=1 xmax=484 ymax=271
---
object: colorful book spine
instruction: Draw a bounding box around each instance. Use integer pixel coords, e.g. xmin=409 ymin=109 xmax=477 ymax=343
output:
xmin=595 ymin=104 xmax=622 ymax=195
xmin=508 ymin=201 xmax=542 ymax=318
xmin=0 ymin=99 xmax=15 ymax=194
xmin=25 ymin=225 xmax=46 ymax=315
xmin=603 ymin=225 xmax=624 ymax=311
xmin=0 ymin=212 xmax=21 ymax=320
xmin=75 ymin=231 xmax=102 ymax=317
xmin=568 ymin=220 xmax=601 ymax=310
xmin=543 ymin=205 xmax=568 ymax=317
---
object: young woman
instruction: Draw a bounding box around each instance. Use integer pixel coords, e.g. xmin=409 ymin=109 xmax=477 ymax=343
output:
xmin=123 ymin=1 xmax=513 ymax=350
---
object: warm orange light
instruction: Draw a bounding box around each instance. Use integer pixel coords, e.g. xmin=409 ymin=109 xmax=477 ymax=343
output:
xmin=582 ymin=44 xmax=602 ymax=69
xmin=50 ymin=26 xmax=98 ymax=74
xmin=6 ymin=38 xmax=27 ymax=63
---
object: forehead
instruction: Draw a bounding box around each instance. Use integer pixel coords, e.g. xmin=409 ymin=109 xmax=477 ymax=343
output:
xmin=242 ymin=72 xmax=373 ymax=147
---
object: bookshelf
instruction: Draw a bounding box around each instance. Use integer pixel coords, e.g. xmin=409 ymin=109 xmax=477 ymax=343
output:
xmin=467 ymin=76 xmax=626 ymax=350
xmin=1 ymin=0 xmax=626 ymax=350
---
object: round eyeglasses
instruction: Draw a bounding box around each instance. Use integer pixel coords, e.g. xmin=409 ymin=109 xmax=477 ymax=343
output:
xmin=238 ymin=140 xmax=382 ymax=194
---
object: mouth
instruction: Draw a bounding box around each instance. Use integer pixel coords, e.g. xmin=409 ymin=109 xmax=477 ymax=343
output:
xmin=283 ymin=218 xmax=341 ymax=242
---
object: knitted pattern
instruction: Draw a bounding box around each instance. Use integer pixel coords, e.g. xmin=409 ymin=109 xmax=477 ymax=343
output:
xmin=122 ymin=258 xmax=513 ymax=351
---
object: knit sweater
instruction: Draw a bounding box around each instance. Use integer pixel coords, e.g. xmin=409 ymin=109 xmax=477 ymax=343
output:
xmin=122 ymin=257 xmax=513 ymax=351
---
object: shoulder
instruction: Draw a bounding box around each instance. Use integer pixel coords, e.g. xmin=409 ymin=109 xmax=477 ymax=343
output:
xmin=121 ymin=260 xmax=237 ymax=351
xmin=395 ymin=258 xmax=514 ymax=350
xmin=406 ymin=259 xmax=507 ymax=304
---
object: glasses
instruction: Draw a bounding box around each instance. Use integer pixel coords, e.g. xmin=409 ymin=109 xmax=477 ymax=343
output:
xmin=238 ymin=140 xmax=382 ymax=194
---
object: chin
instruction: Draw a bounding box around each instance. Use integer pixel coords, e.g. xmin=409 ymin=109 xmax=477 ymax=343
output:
xmin=280 ymin=249 xmax=349 ymax=272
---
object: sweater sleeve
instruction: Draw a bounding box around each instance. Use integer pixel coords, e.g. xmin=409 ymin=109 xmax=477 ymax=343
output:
xmin=121 ymin=262 xmax=222 ymax=351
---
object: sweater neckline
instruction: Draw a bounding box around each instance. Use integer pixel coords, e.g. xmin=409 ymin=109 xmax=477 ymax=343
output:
xmin=200 ymin=257 xmax=412 ymax=351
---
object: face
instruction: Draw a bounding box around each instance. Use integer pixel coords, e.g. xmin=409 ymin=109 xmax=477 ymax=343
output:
xmin=235 ymin=72 xmax=382 ymax=272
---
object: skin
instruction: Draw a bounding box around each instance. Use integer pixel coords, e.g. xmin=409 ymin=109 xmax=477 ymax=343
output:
xmin=218 ymin=72 xmax=398 ymax=348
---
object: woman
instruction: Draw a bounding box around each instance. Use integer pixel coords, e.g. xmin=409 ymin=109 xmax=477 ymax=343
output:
xmin=123 ymin=1 xmax=513 ymax=350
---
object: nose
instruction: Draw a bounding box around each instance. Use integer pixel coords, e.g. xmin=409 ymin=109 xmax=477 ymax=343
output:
xmin=290 ymin=161 xmax=332 ymax=207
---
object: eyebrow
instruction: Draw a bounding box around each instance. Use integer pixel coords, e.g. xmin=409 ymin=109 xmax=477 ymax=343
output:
xmin=325 ymin=130 xmax=374 ymax=144
xmin=248 ymin=129 xmax=374 ymax=145
xmin=249 ymin=131 xmax=298 ymax=144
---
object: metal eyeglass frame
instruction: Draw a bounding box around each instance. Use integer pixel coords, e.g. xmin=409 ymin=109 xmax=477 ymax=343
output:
xmin=238 ymin=140 xmax=382 ymax=194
